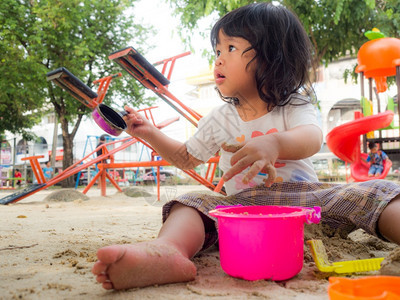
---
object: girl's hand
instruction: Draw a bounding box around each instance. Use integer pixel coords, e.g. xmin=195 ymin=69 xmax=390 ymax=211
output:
xmin=221 ymin=135 xmax=279 ymax=187
xmin=123 ymin=106 xmax=203 ymax=170
xmin=123 ymin=105 xmax=154 ymax=139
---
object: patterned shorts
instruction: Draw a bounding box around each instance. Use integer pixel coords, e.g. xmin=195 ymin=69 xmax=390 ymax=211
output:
xmin=162 ymin=180 xmax=400 ymax=250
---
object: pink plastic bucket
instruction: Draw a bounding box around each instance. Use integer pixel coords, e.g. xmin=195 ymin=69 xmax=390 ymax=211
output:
xmin=209 ymin=205 xmax=321 ymax=281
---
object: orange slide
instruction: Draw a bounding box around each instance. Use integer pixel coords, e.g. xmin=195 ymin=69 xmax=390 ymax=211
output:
xmin=326 ymin=111 xmax=394 ymax=182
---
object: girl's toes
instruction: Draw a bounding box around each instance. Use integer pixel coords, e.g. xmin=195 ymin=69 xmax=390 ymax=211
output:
xmin=92 ymin=261 xmax=108 ymax=275
xmin=102 ymin=281 xmax=114 ymax=290
xmin=95 ymin=273 xmax=109 ymax=284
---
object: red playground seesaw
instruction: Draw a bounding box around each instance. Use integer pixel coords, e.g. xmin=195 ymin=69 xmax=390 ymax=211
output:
xmin=0 ymin=47 xmax=223 ymax=205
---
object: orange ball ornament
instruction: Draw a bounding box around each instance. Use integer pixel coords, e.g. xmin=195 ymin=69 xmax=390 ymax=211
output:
xmin=356 ymin=37 xmax=400 ymax=93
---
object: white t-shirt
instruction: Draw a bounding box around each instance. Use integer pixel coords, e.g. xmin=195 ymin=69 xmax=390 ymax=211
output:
xmin=185 ymin=95 xmax=321 ymax=195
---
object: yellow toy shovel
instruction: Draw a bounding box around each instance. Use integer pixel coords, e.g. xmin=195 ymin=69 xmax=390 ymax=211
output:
xmin=307 ymin=239 xmax=384 ymax=273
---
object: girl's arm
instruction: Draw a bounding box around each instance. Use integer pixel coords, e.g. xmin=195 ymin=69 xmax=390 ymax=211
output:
xmin=124 ymin=106 xmax=203 ymax=170
xmin=222 ymin=124 xmax=323 ymax=186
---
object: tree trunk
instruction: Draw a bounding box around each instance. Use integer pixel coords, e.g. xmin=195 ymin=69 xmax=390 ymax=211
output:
xmin=60 ymin=117 xmax=75 ymax=188
xmin=51 ymin=94 xmax=85 ymax=188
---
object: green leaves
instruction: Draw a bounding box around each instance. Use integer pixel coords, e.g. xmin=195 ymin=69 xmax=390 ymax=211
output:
xmin=333 ymin=0 xmax=344 ymax=25
xmin=1 ymin=0 xmax=154 ymax=179
xmin=365 ymin=0 xmax=375 ymax=9
xmin=0 ymin=0 xmax=153 ymax=138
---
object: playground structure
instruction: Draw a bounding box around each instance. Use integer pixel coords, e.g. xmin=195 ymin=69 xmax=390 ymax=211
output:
xmin=1 ymin=47 xmax=222 ymax=204
xmin=326 ymin=32 xmax=400 ymax=182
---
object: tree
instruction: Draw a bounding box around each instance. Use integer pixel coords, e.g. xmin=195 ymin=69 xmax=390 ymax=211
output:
xmin=0 ymin=0 xmax=154 ymax=186
xmin=168 ymin=0 xmax=400 ymax=71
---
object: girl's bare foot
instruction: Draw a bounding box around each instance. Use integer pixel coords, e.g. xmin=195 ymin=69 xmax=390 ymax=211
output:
xmin=91 ymin=240 xmax=197 ymax=290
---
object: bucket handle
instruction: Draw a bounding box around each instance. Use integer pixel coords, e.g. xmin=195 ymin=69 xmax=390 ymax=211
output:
xmin=211 ymin=205 xmax=321 ymax=224
xmin=305 ymin=206 xmax=321 ymax=224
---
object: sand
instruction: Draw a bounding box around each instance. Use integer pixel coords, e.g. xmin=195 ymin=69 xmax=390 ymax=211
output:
xmin=1 ymin=184 xmax=399 ymax=300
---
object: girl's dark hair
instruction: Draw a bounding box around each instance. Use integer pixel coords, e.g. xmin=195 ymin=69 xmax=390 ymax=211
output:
xmin=211 ymin=3 xmax=314 ymax=109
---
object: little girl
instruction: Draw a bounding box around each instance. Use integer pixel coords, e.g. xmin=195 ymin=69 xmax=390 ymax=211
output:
xmin=92 ymin=3 xmax=400 ymax=290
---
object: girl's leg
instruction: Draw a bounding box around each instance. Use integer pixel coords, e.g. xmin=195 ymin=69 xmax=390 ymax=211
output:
xmin=91 ymin=203 xmax=206 ymax=290
xmin=378 ymin=195 xmax=400 ymax=245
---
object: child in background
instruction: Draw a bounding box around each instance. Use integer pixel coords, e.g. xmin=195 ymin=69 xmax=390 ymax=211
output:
xmin=14 ymin=169 xmax=22 ymax=187
xmin=42 ymin=161 xmax=53 ymax=181
xmin=367 ymin=141 xmax=390 ymax=177
xmin=92 ymin=3 xmax=400 ymax=290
